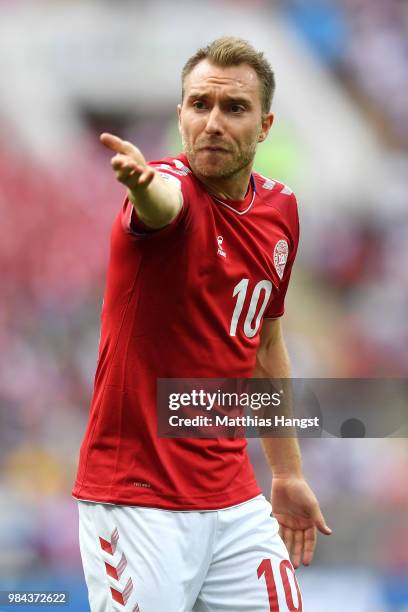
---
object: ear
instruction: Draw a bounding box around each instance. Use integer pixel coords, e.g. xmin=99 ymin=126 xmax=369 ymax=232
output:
xmin=258 ymin=112 xmax=274 ymax=143
xmin=177 ymin=104 xmax=182 ymax=133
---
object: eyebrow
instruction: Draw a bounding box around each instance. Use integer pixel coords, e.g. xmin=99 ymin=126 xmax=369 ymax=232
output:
xmin=187 ymin=90 xmax=253 ymax=106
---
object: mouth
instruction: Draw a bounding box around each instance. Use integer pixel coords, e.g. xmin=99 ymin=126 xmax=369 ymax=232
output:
xmin=199 ymin=147 xmax=229 ymax=153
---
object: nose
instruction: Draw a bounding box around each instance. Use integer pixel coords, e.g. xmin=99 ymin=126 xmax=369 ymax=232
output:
xmin=205 ymin=107 xmax=224 ymax=135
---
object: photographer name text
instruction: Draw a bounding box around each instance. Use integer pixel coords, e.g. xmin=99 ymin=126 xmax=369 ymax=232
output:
xmin=168 ymin=415 xmax=320 ymax=429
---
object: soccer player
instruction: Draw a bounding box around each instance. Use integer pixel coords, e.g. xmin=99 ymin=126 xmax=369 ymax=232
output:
xmin=73 ymin=37 xmax=332 ymax=611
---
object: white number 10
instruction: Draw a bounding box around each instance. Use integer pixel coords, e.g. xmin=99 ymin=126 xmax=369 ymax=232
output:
xmin=230 ymin=278 xmax=272 ymax=338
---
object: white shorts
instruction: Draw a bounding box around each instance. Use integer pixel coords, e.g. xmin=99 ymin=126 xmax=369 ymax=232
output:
xmin=78 ymin=495 xmax=303 ymax=611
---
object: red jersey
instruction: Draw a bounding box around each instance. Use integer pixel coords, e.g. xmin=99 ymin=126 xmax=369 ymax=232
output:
xmin=72 ymin=154 xmax=299 ymax=510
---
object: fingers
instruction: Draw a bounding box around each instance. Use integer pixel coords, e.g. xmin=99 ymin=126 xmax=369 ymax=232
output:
xmin=291 ymin=529 xmax=304 ymax=569
xmin=100 ymin=132 xmax=152 ymax=189
xmin=138 ymin=166 xmax=155 ymax=188
xmin=111 ymin=154 xmax=142 ymax=179
xmin=111 ymin=154 xmax=155 ymax=189
xmin=280 ymin=527 xmax=294 ymax=561
xmin=302 ymin=526 xmax=317 ymax=566
xmin=111 ymin=154 xmax=141 ymax=172
xmin=100 ymin=133 xmax=137 ymax=156
xmin=281 ymin=526 xmax=317 ymax=568
xmin=281 ymin=527 xmax=304 ymax=570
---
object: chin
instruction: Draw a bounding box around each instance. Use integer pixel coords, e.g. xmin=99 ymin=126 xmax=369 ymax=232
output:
xmin=190 ymin=156 xmax=235 ymax=179
xmin=199 ymin=166 xmax=233 ymax=179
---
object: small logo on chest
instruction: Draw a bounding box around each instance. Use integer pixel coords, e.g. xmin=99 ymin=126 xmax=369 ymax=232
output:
xmin=217 ymin=235 xmax=227 ymax=258
xmin=274 ymin=240 xmax=289 ymax=279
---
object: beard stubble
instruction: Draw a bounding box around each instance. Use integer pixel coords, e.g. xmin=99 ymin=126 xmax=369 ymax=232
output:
xmin=182 ymin=135 xmax=258 ymax=180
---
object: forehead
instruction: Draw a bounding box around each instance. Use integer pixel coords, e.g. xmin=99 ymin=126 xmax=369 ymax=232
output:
xmin=184 ymin=59 xmax=261 ymax=101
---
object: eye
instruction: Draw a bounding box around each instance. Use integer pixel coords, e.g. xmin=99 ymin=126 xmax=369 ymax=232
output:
xmin=192 ymin=100 xmax=207 ymax=110
xmin=230 ymin=104 xmax=245 ymax=113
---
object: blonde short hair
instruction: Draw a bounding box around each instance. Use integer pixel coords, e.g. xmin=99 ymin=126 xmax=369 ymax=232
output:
xmin=181 ymin=36 xmax=275 ymax=115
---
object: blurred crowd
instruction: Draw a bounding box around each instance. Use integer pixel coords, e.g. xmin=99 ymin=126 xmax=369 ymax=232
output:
xmin=283 ymin=0 xmax=408 ymax=149
xmin=278 ymin=0 xmax=408 ymax=377
xmin=0 ymin=0 xmax=407 ymax=610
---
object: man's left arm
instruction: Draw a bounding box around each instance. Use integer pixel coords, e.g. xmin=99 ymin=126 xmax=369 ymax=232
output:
xmin=254 ymin=318 xmax=332 ymax=568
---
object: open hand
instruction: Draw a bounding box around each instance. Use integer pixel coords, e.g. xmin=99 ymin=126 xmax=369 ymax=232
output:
xmin=100 ymin=133 xmax=155 ymax=191
xmin=272 ymin=476 xmax=332 ymax=569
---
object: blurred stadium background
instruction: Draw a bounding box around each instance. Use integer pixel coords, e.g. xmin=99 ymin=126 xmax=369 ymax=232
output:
xmin=0 ymin=0 xmax=407 ymax=610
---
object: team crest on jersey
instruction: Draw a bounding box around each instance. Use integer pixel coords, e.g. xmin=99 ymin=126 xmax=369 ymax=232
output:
xmin=274 ymin=240 xmax=289 ymax=279
xmin=217 ymin=235 xmax=227 ymax=258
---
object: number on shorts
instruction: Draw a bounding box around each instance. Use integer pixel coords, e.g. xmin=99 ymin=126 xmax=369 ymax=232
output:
xmin=257 ymin=559 xmax=303 ymax=611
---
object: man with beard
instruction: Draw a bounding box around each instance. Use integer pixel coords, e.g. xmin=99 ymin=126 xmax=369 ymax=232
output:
xmin=73 ymin=36 xmax=331 ymax=611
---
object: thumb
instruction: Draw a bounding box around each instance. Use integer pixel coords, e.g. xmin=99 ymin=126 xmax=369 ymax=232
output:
xmin=313 ymin=508 xmax=332 ymax=535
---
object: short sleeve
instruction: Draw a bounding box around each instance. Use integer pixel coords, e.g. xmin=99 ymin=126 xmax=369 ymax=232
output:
xmin=120 ymin=156 xmax=192 ymax=237
xmin=264 ymin=194 xmax=300 ymax=319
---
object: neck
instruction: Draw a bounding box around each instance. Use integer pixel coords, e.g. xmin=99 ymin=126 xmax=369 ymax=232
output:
xmin=195 ymin=164 xmax=253 ymax=201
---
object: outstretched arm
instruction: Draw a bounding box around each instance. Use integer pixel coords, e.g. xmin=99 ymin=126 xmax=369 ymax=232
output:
xmin=254 ymin=318 xmax=332 ymax=568
xmin=100 ymin=133 xmax=182 ymax=229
